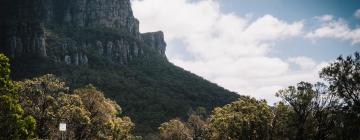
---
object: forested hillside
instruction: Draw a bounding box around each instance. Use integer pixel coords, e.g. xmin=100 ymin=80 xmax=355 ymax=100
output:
xmin=10 ymin=39 xmax=239 ymax=134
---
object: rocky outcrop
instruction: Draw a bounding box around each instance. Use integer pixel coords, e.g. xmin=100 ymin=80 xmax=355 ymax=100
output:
xmin=0 ymin=0 xmax=167 ymax=65
xmin=45 ymin=37 xmax=142 ymax=65
xmin=141 ymin=31 xmax=167 ymax=57
xmin=100 ymin=39 xmax=142 ymax=64
xmin=49 ymin=40 xmax=91 ymax=65
xmin=2 ymin=0 xmax=139 ymax=35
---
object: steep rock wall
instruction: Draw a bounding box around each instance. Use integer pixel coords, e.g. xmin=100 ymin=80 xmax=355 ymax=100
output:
xmin=0 ymin=0 xmax=165 ymax=65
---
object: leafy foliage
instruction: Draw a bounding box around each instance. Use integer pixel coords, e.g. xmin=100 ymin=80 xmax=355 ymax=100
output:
xmin=159 ymin=118 xmax=193 ymax=140
xmin=271 ymin=102 xmax=295 ymax=140
xmin=320 ymin=52 xmax=360 ymax=139
xmin=276 ymin=82 xmax=315 ymax=140
xmin=208 ymin=96 xmax=274 ymax=140
xmin=0 ymin=54 xmax=36 ymax=139
xmin=320 ymin=52 xmax=360 ymax=111
xmin=187 ymin=114 xmax=209 ymax=140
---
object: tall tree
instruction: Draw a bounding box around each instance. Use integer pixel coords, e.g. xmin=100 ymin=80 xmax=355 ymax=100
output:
xmin=208 ymin=96 xmax=274 ymax=140
xmin=311 ymin=83 xmax=338 ymax=140
xmin=187 ymin=114 xmax=208 ymax=140
xmin=186 ymin=107 xmax=209 ymax=140
xmin=0 ymin=54 xmax=36 ymax=139
xmin=320 ymin=52 xmax=360 ymax=139
xmin=320 ymin=52 xmax=360 ymax=111
xmin=56 ymin=93 xmax=91 ymax=139
xmin=271 ymin=102 xmax=295 ymax=140
xmin=74 ymin=85 xmax=136 ymax=140
xmin=276 ymin=82 xmax=315 ymax=140
xmin=16 ymin=74 xmax=68 ymax=138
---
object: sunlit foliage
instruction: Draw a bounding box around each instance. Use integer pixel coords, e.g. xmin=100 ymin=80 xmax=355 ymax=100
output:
xmin=0 ymin=54 xmax=36 ymax=139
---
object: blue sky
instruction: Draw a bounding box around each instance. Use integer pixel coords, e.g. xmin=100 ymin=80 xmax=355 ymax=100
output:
xmin=220 ymin=0 xmax=360 ymax=60
xmin=132 ymin=0 xmax=360 ymax=104
xmin=220 ymin=0 xmax=359 ymax=21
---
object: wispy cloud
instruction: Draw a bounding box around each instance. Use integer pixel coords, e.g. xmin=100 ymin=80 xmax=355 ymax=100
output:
xmin=314 ymin=15 xmax=333 ymax=22
xmin=307 ymin=14 xmax=360 ymax=45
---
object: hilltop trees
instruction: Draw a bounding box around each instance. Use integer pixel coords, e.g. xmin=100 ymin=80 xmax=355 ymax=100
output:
xmin=0 ymin=54 xmax=36 ymax=139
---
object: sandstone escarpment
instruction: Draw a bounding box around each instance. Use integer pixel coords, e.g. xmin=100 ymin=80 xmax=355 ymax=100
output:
xmin=45 ymin=0 xmax=140 ymax=36
xmin=0 ymin=0 xmax=166 ymax=65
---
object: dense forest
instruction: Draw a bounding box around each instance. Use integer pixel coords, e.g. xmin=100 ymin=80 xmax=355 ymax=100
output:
xmin=1 ymin=52 xmax=359 ymax=139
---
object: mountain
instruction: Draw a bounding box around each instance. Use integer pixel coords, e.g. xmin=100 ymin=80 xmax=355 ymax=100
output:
xmin=0 ymin=0 xmax=240 ymax=135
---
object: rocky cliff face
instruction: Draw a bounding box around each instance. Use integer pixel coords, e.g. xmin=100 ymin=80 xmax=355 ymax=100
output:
xmin=142 ymin=31 xmax=167 ymax=57
xmin=0 ymin=0 xmax=166 ymax=65
xmin=45 ymin=0 xmax=140 ymax=36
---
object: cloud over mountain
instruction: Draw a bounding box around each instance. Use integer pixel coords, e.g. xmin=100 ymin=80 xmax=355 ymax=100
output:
xmin=132 ymin=0 xmax=339 ymax=104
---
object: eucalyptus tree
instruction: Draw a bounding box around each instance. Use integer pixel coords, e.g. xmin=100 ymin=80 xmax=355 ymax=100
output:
xmin=208 ymin=96 xmax=274 ymax=140
xmin=276 ymin=82 xmax=315 ymax=140
xmin=320 ymin=52 xmax=360 ymax=139
xmin=159 ymin=118 xmax=193 ymax=140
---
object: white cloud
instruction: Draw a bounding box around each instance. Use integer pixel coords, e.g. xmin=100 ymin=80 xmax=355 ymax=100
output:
xmin=288 ymin=56 xmax=317 ymax=70
xmin=306 ymin=16 xmax=360 ymax=44
xmin=314 ymin=15 xmax=333 ymax=22
xmin=132 ymin=0 xmax=324 ymax=104
xmin=355 ymin=9 xmax=360 ymax=19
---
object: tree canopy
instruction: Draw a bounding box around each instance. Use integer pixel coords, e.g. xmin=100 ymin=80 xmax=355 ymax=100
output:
xmin=209 ymin=96 xmax=273 ymax=140
xmin=16 ymin=74 xmax=138 ymax=139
